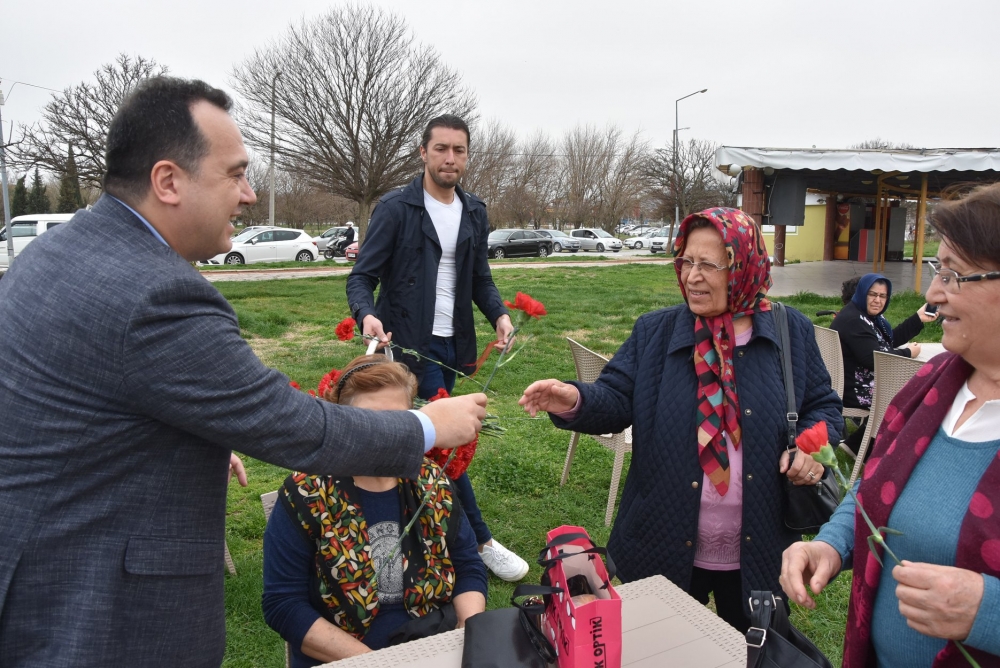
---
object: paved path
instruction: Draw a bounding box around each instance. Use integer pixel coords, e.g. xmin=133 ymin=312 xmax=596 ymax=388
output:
xmin=199 ymin=254 xmax=672 ymax=282
xmin=200 ymin=257 xmax=934 ymax=298
xmin=767 ymin=260 xmax=934 ymax=297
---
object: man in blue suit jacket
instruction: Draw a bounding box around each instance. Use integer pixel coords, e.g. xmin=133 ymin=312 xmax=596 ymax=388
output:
xmin=0 ymin=77 xmax=487 ymax=667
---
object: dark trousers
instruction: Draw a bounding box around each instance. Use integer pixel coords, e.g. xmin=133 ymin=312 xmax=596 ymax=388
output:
xmin=417 ymin=335 xmax=493 ymax=546
xmin=689 ymin=567 xmax=751 ymax=634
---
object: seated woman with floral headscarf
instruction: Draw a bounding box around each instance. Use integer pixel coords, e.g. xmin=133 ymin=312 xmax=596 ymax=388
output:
xmin=262 ymin=355 xmax=487 ymax=667
xmin=833 ymin=273 xmax=937 ymax=409
xmin=832 ymin=273 xmax=938 ymax=454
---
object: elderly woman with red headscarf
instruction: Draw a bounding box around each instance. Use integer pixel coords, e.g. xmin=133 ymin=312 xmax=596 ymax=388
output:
xmin=520 ymin=208 xmax=843 ymax=632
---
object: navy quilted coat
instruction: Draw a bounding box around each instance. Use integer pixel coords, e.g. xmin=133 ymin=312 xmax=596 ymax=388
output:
xmin=552 ymin=304 xmax=843 ymax=611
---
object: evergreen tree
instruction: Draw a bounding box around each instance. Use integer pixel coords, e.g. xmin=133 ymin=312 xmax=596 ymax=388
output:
xmin=56 ymin=146 xmax=86 ymax=214
xmin=11 ymin=176 xmax=29 ymax=218
xmin=27 ymin=168 xmax=50 ymax=214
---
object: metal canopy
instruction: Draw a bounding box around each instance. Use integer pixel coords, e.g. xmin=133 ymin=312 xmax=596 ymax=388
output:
xmin=716 ymin=146 xmax=1000 ymax=197
xmin=716 ymin=146 xmax=1000 ymax=292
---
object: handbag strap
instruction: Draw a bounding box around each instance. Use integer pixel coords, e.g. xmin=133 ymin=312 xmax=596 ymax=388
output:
xmin=538 ymin=546 xmax=618 ymax=585
xmin=510 ymin=584 xmax=559 ymax=664
xmin=746 ymin=590 xmax=778 ymax=668
xmin=537 ymin=534 xmax=618 ymax=584
xmin=772 ymin=302 xmax=798 ymax=451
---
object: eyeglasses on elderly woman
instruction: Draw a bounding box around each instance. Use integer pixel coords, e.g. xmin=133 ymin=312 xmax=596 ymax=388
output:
xmin=928 ymin=259 xmax=1000 ymax=293
xmin=673 ymin=256 xmax=728 ymax=274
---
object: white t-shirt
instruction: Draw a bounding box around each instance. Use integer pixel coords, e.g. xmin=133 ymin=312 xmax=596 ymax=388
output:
xmin=423 ymin=190 xmax=463 ymax=337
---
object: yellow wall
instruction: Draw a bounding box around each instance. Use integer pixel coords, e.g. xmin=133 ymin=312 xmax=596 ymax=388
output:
xmin=761 ymin=204 xmax=826 ymax=262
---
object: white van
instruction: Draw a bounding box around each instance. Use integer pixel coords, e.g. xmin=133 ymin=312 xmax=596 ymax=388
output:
xmin=0 ymin=214 xmax=75 ymax=269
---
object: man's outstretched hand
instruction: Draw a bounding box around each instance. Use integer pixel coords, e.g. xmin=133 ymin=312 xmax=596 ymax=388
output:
xmin=420 ymin=393 xmax=488 ymax=448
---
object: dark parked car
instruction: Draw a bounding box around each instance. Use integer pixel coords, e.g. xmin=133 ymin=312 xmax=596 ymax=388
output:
xmin=535 ymin=229 xmax=580 ymax=253
xmin=487 ymin=229 xmax=553 ymax=259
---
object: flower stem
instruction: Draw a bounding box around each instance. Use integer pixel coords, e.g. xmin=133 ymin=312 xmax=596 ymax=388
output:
xmin=360 ymin=335 xmax=488 ymax=391
xmin=480 ymin=325 xmax=521 ymax=394
xmin=832 ymin=467 xmax=903 ymax=567
xmin=830 ymin=464 xmax=979 ymax=668
xmin=955 ymin=640 xmax=982 ymax=668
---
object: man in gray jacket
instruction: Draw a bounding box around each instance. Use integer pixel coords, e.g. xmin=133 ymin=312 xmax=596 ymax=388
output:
xmin=0 ymin=77 xmax=486 ymax=668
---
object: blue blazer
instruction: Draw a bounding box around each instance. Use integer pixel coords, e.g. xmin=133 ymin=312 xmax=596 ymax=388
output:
xmin=0 ymin=197 xmax=425 ymax=667
xmin=552 ymin=304 xmax=843 ymax=610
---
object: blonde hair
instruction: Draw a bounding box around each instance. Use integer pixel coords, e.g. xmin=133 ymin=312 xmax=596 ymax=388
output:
xmin=323 ymin=354 xmax=418 ymax=407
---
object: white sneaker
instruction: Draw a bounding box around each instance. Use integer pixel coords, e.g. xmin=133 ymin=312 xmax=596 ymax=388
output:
xmin=480 ymin=540 xmax=529 ymax=582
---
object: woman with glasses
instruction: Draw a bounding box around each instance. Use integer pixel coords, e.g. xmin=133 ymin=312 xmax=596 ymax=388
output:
xmin=781 ymin=184 xmax=1000 ymax=667
xmin=831 ymin=273 xmax=938 ymax=455
xmin=520 ymin=208 xmax=842 ymax=632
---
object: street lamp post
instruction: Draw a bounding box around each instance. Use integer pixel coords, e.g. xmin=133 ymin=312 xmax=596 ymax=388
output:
xmin=0 ymin=86 xmax=13 ymax=268
xmin=268 ymin=71 xmax=282 ymax=228
xmin=671 ymin=88 xmax=707 ymax=242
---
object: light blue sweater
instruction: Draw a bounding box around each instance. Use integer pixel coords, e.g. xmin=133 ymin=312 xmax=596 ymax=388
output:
xmin=816 ymin=428 xmax=1000 ymax=666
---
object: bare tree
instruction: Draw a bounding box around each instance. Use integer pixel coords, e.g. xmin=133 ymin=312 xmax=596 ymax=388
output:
xmin=595 ymin=130 xmax=649 ymax=230
xmin=232 ymin=4 xmax=477 ymax=241
xmin=234 ymin=158 xmax=270 ymax=226
xmin=236 ymin=160 xmax=356 ymax=228
xmin=11 ymin=54 xmax=166 ymax=191
xmin=504 ymin=132 xmax=558 ymax=228
xmin=558 ymin=125 xmax=612 ymax=229
xmin=462 ymin=119 xmax=516 ymax=217
xmin=555 ymin=125 xmax=649 ymax=231
xmin=647 ymin=138 xmax=735 ymax=237
xmin=851 ymin=138 xmax=915 ymax=150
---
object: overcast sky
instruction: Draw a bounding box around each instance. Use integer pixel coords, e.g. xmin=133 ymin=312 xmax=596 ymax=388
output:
xmin=4 ymin=0 xmax=999 ymax=158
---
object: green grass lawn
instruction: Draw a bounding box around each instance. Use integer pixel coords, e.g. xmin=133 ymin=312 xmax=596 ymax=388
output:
xmin=218 ymin=265 xmax=942 ymax=667
xmin=904 ymin=239 xmax=940 ymax=258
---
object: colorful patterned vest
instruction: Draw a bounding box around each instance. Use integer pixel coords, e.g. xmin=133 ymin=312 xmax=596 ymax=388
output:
xmin=280 ymin=460 xmax=457 ymax=639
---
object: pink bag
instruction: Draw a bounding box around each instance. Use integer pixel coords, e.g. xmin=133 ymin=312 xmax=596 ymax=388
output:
xmin=540 ymin=526 xmax=622 ymax=668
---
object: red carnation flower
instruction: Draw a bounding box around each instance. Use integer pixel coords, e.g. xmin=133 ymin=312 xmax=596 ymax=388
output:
xmin=504 ymin=292 xmax=547 ymax=319
xmin=335 ymin=317 xmax=357 ymax=341
xmin=289 ymin=380 xmax=301 ymax=390
xmin=426 ymin=437 xmax=478 ymax=479
xmin=317 ymin=368 xmax=343 ymax=399
xmin=429 ymin=388 xmax=450 ymax=402
xmin=795 ymin=421 xmax=829 ymax=455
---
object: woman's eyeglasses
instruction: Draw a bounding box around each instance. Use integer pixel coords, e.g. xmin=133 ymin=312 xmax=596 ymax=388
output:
xmin=928 ymin=260 xmax=1000 ymax=294
xmin=674 ymin=257 xmax=728 ymax=274
xmin=867 ymin=291 xmax=887 ymax=301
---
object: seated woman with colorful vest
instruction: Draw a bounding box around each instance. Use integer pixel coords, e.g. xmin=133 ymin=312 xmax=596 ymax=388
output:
xmin=262 ymin=355 xmax=487 ymax=666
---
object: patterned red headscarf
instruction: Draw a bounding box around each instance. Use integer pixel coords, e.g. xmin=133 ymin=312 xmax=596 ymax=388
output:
xmin=673 ymin=207 xmax=772 ymax=495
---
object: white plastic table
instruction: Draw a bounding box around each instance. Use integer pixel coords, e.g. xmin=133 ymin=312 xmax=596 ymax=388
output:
xmin=912 ymin=342 xmax=946 ymax=363
xmin=320 ymin=574 xmax=745 ymax=668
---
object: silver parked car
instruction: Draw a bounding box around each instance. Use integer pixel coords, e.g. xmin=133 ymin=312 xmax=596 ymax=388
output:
xmin=570 ymin=228 xmax=622 ymax=252
xmin=535 ymin=229 xmax=580 ymax=253
xmin=624 ymin=228 xmax=664 ymax=249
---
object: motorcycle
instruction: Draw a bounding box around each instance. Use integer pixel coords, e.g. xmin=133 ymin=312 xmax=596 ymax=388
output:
xmin=324 ymin=235 xmax=350 ymax=260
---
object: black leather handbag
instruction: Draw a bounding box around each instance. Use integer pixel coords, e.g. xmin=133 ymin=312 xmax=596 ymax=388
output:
xmin=745 ymin=591 xmax=833 ymax=668
xmin=461 ymin=584 xmax=557 ymax=668
xmin=773 ymin=302 xmax=842 ymax=534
